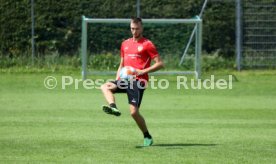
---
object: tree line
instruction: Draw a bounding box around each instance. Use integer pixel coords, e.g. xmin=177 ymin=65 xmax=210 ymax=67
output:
xmin=0 ymin=0 xmax=236 ymax=58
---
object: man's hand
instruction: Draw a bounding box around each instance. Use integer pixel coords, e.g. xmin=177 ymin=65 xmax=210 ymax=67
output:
xmin=135 ymin=56 xmax=164 ymax=76
xmin=135 ymin=69 xmax=146 ymax=76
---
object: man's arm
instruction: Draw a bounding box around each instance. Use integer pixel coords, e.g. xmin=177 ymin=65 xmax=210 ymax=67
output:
xmin=136 ymin=56 xmax=164 ymax=76
xmin=116 ymin=58 xmax=124 ymax=80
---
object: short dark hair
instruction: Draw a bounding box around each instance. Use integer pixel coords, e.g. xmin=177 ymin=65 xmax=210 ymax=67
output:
xmin=131 ymin=17 xmax=142 ymax=24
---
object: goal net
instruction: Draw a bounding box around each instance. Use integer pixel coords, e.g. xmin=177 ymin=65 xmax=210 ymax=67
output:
xmin=81 ymin=16 xmax=202 ymax=80
xmin=241 ymin=0 xmax=276 ymax=67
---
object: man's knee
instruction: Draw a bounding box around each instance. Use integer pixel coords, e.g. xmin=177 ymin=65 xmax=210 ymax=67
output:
xmin=130 ymin=107 xmax=139 ymax=118
xmin=100 ymin=83 xmax=108 ymax=91
xmin=101 ymin=82 xmax=115 ymax=92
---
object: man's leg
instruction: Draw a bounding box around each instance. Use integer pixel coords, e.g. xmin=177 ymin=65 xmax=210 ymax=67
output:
xmin=129 ymin=105 xmax=148 ymax=133
xmin=129 ymin=105 xmax=153 ymax=146
xmin=100 ymin=82 xmax=121 ymax=116
xmin=100 ymin=82 xmax=117 ymax=104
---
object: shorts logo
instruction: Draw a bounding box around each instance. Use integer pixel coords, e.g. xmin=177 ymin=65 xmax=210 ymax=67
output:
xmin=131 ymin=98 xmax=136 ymax=103
xmin=137 ymin=46 xmax=143 ymax=52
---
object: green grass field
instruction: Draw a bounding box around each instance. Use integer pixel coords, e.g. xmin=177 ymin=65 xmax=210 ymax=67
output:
xmin=0 ymin=71 xmax=276 ymax=163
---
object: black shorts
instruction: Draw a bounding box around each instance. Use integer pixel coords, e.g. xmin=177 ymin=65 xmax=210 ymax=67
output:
xmin=111 ymin=80 xmax=145 ymax=108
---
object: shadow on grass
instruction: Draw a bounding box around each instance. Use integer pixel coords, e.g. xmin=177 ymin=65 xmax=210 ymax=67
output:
xmin=136 ymin=143 xmax=217 ymax=149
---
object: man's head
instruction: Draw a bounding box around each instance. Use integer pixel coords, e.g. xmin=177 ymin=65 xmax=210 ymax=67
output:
xmin=130 ymin=17 xmax=143 ymax=40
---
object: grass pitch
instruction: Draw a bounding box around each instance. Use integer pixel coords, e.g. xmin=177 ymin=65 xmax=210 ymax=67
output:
xmin=0 ymin=71 xmax=275 ymax=163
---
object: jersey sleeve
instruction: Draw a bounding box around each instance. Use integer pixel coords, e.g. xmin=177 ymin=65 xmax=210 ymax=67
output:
xmin=146 ymin=41 xmax=159 ymax=59
xmin=120 ymin=42 xmax=124 ymax=58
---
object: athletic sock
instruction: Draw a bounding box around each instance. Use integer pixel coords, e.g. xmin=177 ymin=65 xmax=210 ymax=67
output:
xmin=110 ymin=103 xmax=117 ymax=109
xmin=143 ymin=131 xmax=152 ymax=139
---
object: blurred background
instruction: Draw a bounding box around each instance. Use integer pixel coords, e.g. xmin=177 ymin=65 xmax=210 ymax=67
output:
xmin=0 ymin=0 xmax=275 ymax=71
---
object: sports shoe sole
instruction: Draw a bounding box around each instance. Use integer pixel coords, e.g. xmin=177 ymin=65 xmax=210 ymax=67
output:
xmin=143 ymin=138 xmax=153 ymax=147
xmin=102 ymin=105 xmax=121 ymax=116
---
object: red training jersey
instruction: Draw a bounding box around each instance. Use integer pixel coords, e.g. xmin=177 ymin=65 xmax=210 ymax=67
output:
xmin=120 ymin=37 xmax=159 ymax=81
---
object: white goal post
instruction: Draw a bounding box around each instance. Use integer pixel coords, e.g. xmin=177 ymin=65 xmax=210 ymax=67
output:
xmin=81 ymin=15 xmax=202 ymax=80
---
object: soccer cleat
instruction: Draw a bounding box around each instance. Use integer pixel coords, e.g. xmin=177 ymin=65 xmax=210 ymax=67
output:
xmin=102 ymin=105 xmax=121 ymax=116
xmin=143 ymin=137 xmax=153 ymax=147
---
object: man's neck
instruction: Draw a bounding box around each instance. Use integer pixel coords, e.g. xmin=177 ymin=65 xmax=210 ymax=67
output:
xmin=133 ymin=35 xmax=143 ymax=42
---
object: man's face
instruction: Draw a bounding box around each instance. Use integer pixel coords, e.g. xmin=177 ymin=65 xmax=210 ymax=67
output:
xmin=130 ymin=22 xmax=143 ymax=39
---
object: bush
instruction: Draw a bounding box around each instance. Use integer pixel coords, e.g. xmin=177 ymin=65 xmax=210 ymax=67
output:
xmin=0 ymin=0 xmax=235 ymax=58
xmin=0 ymin=52 xmax=236 ymax=73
